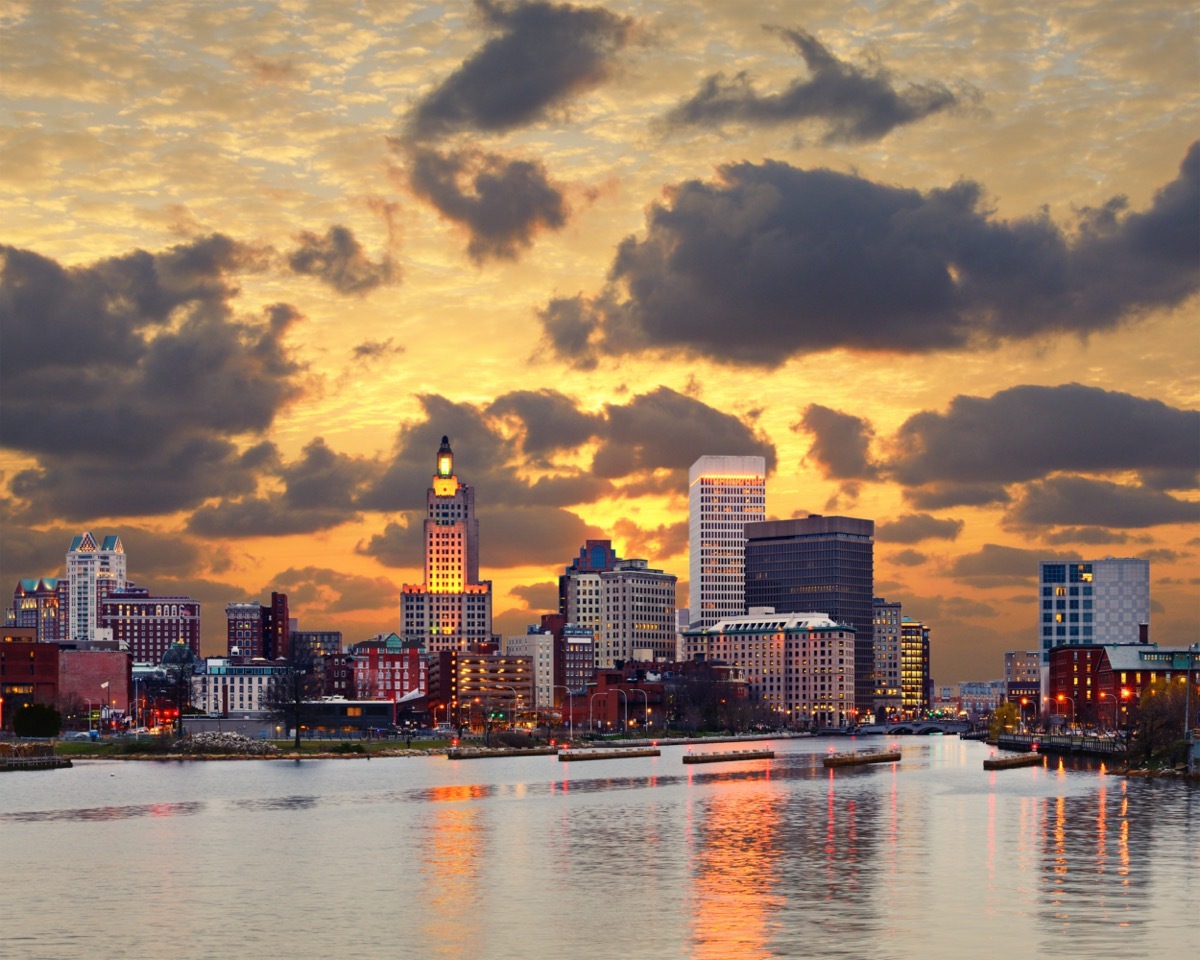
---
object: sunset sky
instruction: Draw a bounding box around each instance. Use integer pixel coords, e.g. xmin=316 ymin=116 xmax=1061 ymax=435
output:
xmin=2 ymin=0 xmax=1197 ymax=683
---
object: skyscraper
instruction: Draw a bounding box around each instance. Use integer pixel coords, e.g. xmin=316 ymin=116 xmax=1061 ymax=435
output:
xmin=401 ymin=436 xmax=493 ymax=652
xmin=1037 ymin=557 xmax=1150 ymax=690
xmin=688 ymin=455 xmax=766 ymax=629
xmin=744 ymin=515 xmax=875 ymax=716
xmin=66 ymin=532 xmax=128 ymax=642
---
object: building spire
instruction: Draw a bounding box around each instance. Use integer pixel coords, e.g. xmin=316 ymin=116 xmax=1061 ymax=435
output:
xmin=437 ymin=435 xmax=453 ymax=478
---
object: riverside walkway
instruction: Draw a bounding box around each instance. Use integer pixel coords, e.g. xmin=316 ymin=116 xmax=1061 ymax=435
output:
xmin=995 ymin=733 xmax=1127 ymax=758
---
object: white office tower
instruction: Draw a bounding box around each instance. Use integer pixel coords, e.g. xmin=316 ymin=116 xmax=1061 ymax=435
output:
xmin=66 ymin=532 xmax=127 ymax=642
xmin=688 ymin=455 xmax=766 ymax=629
xmin=401 ymin=436 xmax=493 ymax=653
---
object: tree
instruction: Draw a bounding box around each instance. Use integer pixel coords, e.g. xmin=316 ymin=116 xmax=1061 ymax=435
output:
xmin=261 ymin=653 xmax=322 ymax=749
xmin=162 ymin=642 xmax=200 ymax=736
xmin=1130 ymin=679 xmax=1190 ymax=766
xmin=13 ymin=702 xmax=62 ymax=738
xmin=989 ymin=702 xmax=1019 ymax=740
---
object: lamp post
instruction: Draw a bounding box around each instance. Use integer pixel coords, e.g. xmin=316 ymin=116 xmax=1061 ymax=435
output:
xmin=613 ymin=689 xmax=628 ymax=736
xmin=553 ymin=685 xmax=574 ymax=740
xmin=1019 ymin=697 xmax=1029 ymax=734
xmin=628 ymin=688 xmax=650 ymax=733
xmin=589 ymin=692 xmax=605 ymax=732
xmin=493 ymin=683 xmax=520 ymax=728
xmin=1056 ymin=693 xmax=1075 ymax=732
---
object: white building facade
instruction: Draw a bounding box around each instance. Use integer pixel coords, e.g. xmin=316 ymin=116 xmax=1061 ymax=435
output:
xmin=682 ymin=610 xmax=858 ymax=728
xmin=688 ymin=455 xmax=766 ymax=630
xmin=66 ymin=532 xmax=128 ymax=642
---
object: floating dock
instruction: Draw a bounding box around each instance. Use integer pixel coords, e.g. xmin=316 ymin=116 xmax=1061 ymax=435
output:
xmin=0 ymin=756 xmax=73 ymax=772
xmin=683 ymin=749 xmax=774 ymax=764
xmin=823 ymin=750 xmax=901 ymax=768
xmin=984 ymin=752 xmax=1046 ymax=770
xmin=446 ymin=746 xmax=559 ymax=759
xmin=558 ymin=748 xmax=661 ymax=761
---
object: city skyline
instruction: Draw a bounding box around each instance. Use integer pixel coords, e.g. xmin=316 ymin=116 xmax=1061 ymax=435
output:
xmin=1 ymin=1 xmax=1197 ymax=683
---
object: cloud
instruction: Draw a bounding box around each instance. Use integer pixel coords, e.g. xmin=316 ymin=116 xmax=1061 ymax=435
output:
xmin=1006 ymin=476 xmax=1200 ymax=529
xmin=540 ymin=143 xmax=1200 ymax=368
xmin=186 ymin=438 xmax=380 ymax=537
xmin=905 ymin=484 xmax=1010 ymax=511
xmin=509 ymin=581 xmax=559 ymax=610
xmin=1042 ymin=527 xmax=1136 ymax=546
xmin=665 ymin=27 xmax=962 ymax=143
xmin=407 ymin=146 xmax=567 ymax=263
xmin=889 ymin=549 xmax=928 ymax=567
xmin=888 ymin=383 xmax=1199 ymax=488
xmin=796 ymin=404 xmax=877 ymax=480
xmin=406 ymin=0 xmax=633 ymax=141
xmin=948 ymin=544 xmax=1068 ymax=587
xmin=355 ymin=519 xmax=423 ymax=570
xmin=351 ymin=338 xmax=405 ymax=363
xmin=877 ymin=513 xmax=964 ymax=544
xmin=271 ymin=566 xmax=399 ymax=614
xmin=1 ymin=239 xmax=305 ymax=518
xmin=486 ymin=389 xmax=603 ymax=459
xmin=611 ymin=518 xmax=688 ymax=562
xmin=286 ymin=225 xmax=397 ymax=294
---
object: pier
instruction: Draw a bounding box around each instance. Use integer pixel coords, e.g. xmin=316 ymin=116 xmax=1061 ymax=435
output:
xmin=559 ymin=748 xmax=661 ymax=761
xmin=823 ymin=750 xmax=901 ymax=768
xmin=984 ymin=752 xmax=1047 ymax=770
xmin=683 ymin=749 xmax=774 ymax=764
xmin=447 ymin=746 xmax=560 ymax=759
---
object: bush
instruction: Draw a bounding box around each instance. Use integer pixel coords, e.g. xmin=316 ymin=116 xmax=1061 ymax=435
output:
xmin=12 ymin=702 xmax=62 ymax=738
xmin=332 ymin=742 xmax=365 ymax=754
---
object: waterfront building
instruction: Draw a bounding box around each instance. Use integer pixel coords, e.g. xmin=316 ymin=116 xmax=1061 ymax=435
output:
xmin=58 ymin=647 xmax=131 ymax=719
xmin=0 ymin=628 xmax=57 ymax=729
xmin=6 ymin=578 xmax=65 ymax=642
xmin=291 ymin=629 xmax=343 ymax=661
xmin=1004 ymin=650 xmax=1040 ymax=714
xmin=426 ymin=645 xmax=532 ymax=727
xmin=565 ymin=666 xmax=666 ymax=733
xmin=1037 ymin=558 xmax=1150 ymax=694
xmin=100 ymin=589 xmax=200 ymax=664
xmin=872 ymin=598 xmax=902 ymax=720
xmin=744 ymin=515 xmax=875 ymax=717
xmin=66 ymin=532 xmax=128 ymax=642
xmin=688 ymin=455 xmax=766 ymax=629
xmin=502 ymin=626 xmax=556 ymax=714
xmin=401 ymin=436 xmax=493 ymax=653
xmin=194 ymin=657 xmax=290 ymax=716
xmin=348 ymin=633 xmax=426 ymax=701
xmin=682 ymin=610 xmax=857 ymax=728
xmin=900 ymin=616 xmax=931 ymax=716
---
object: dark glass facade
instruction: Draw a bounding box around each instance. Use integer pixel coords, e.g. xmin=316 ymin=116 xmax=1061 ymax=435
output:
xmin=744 ymin=516 xmax=875 ymax=714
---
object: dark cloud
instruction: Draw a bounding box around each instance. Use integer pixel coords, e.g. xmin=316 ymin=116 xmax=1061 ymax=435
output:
xmin=351 ymin=338 xmax=405 ymax=363
xmin=1 ymin=240 xmax=305 ymax=518
xmin=509 ymin=581 xmax=559 ymax=610
xmin=876 ymin=513 xmax=963 ymax=544
xmin=186 ymin=438 xmax=379 ymax=537
xmin=287 ymin=225 xmax=396 ymax=295
xmin=905 ymin=483 xmax=1010 ymax=510
xmin=1006 ymin=476 xmax=1200 ymax=529
xmin=1042 ymin=527 xmax=1136 ymax=546
xmin=540 ymin=143 xmax=1199 ymax=368
xmin=796 ymin=404 xmax=877 ymax=480
xmin=611 ymin=518 xmax=688 ymax=562
xmin=592 ymin=387 xmax=776 ymax=479
xmin=888 ymin=548 xmax=928 ymax=567
xmin=665 ymin=27 xmax=962 ymax=143
xmin=486 ymin=389 xmax=603 ymax=458
xmin=358 ymin=387 xmax=768 ymax=513
xmin=355 ymin=519 xmax=423 ymax=570
xmin=406 ymin=0 xmax=633 ymax=141
xmin=271 ymin=566 xmax=399 ymax=614
xmin=480 ymin=506 xmax=604 ymax=568
xmin=407 ymin=147 xmax=567 ymax=262
xmin=948 ymin=544 xmax=1065 ymax=587
xmin=888 ymin=383 xmax=1199 ymax=488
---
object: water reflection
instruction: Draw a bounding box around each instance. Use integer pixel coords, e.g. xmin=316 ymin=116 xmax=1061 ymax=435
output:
xmin=0 ymin=800 xmax=204 ymax=822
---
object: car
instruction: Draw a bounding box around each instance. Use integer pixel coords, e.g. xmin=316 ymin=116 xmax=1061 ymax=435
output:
xmin=65 ymin=731 xmax=97 ymax=741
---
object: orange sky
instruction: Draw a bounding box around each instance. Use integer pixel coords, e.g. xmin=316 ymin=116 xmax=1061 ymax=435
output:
xmin=1 ymin=1 xmax=1197 ymax=683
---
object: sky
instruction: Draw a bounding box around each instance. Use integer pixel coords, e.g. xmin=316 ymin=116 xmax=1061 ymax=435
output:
xmin=1 ymin=0 xmax=1197 ymax=684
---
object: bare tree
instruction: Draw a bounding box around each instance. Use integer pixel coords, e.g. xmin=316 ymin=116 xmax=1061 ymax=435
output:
xmin=261 ymin=654 xmax=323 ymax=749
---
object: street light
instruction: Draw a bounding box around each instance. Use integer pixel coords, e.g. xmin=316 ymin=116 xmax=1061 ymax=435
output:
xmin=628 ymin=688 xmax=650 ymax=733
xmin=1056 ymin=693 xmax=1075 ymax=731
xmin=552 ymin=685 xmax=574 ymax=740
xmin=589 ymin=692 xmax=606 ymax=732
xmin=493 ymin=683 xmax=520 ymax=727
xmin=1019 ymin=697 xmax=1029 ymax=734
xmin=612 ymin=689 xmax=628 ymax=735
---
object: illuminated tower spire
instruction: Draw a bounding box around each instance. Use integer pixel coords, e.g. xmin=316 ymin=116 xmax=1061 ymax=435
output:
xmin=437 ymin=435 xmax=453 ymax=478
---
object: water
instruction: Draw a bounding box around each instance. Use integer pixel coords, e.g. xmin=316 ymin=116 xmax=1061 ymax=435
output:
xmin=1 ymin=738 xmax=1195 ymax=959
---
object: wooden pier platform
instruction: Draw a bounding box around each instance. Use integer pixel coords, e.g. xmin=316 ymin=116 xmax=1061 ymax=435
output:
xmin=558 ymin=748 xmax=660 ymax=761
xmin=984 ymin=752 xmax=1046 ymax=770
xmin=823 ymin=750 xmax=901 ymax=768
xmin=683 ymin=749 xmax=774 ymax=764
xmin=446 ymin=746 xmax=559 ymax=759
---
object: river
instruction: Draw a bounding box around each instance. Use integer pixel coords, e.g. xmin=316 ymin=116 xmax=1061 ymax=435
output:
xmin=1 ymin=736 xmax=1195 ymax=959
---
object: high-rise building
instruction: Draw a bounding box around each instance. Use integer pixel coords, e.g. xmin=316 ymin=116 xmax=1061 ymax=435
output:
xmin=101 ymin=589 xmax=201 ymax=664
xmin=291 ymin=630 xmax=343 ymax=661
xmin=1037 ymin=558 xmax=1150 ymax=673
xmin=872 ymin=598 xmax=902 ymax=719
xmin=401 ymin=436 xmax=493 ymax=652
xmin=681 ymin=610 xmax=857 ymax=729
xmin=688 ymin=455 xmax=766 ymax=629
xmin=66 ymin=532 xmax=128 ymax=642
xmin=900 ymin=616 xmax=931 ymax=716
xmin=224 ymin=593 xmax=288 ymax=661
xmin=560 ymin=540 xmax=676 ymax=668
xmin=6 ymin=578 xmax=65 ymax=642
xmin=744 ymin=515 xmax=875 ymax=717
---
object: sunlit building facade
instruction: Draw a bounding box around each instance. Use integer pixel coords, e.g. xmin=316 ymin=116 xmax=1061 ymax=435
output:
xmin=900 ymin=616 xmax=931 ymax=716
xmin=6 ymin=578 xmax=65 ymax=643
xmin=688 ymin=455 xmax=766 ymax=629
xmin=401 ymin=436 xmax=493 ymax=653
xmin=682 ymin=610 xmax=857 ymax=728
xmin=872 ymin=598 xmax=902 ymax=719
xmin=66 ymin=532 xmax=128 ymax=642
